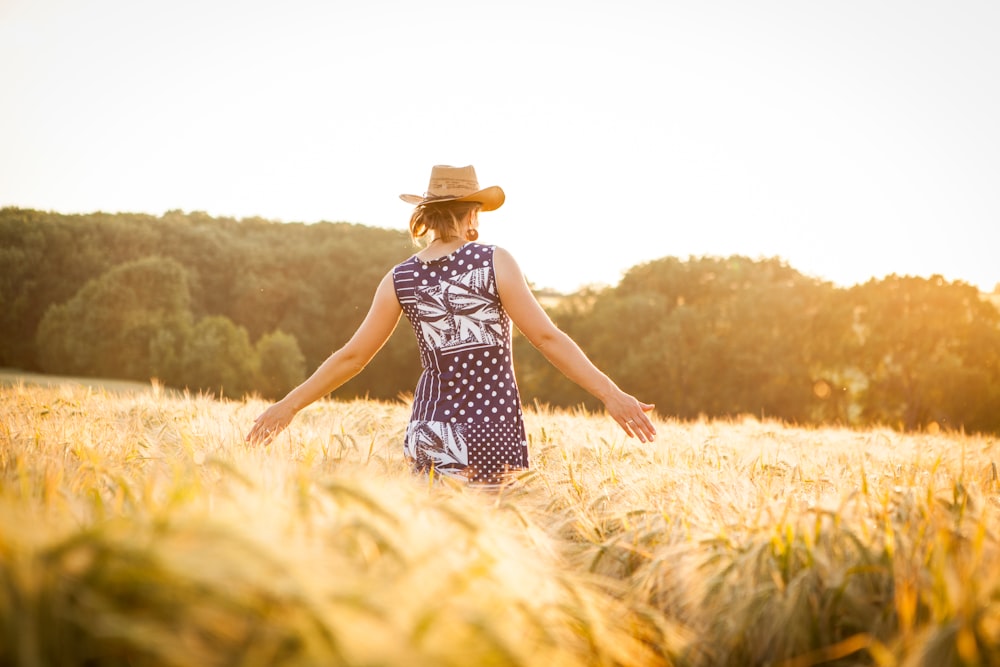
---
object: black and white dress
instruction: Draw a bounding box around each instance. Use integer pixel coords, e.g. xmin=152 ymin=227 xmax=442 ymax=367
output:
xmin=392 ymin=242 xmax=529 ymax=484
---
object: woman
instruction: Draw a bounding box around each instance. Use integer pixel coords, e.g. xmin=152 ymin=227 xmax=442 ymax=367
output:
xmin=248 ymin=165 xmax=656 ymax=484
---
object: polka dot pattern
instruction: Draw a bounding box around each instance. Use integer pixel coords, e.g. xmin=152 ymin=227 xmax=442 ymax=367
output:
xmin=393 ymin=243 xmax=529 ymax=484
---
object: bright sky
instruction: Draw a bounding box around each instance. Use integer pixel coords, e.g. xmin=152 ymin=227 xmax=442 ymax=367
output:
xmin=2 ymin=0 xmax=999 ymax=293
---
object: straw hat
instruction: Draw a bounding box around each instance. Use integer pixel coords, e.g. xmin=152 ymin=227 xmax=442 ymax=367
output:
xmin=400 ymin=165 xmax=505 ymax=211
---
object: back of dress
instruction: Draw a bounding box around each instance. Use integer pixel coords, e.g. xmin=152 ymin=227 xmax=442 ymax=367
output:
xmin=392 ymin=242 xmax=529 ymax=484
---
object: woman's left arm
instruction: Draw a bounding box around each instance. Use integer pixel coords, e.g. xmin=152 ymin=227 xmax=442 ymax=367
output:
xmin=247 ymin=270 xmax=403 ymax=445
xmin=493 ymin=247 xmax=656 ymax=442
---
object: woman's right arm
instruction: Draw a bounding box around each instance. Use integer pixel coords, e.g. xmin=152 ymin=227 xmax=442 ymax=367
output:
xmin=493 ymin=247 xmax=656 ymax=442
xmin=246 ymin=270 xmax=403 ymax=445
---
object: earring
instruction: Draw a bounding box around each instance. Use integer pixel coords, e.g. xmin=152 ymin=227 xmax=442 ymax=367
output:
xmin=466 ymin=228 xmax=479 ymax=242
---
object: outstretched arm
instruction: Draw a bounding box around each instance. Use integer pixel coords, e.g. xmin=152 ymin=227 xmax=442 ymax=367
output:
xmin=247 ymin=270 xmax=403 ymax=446
xmin=493 ymin=247 xmax=656 ymax=442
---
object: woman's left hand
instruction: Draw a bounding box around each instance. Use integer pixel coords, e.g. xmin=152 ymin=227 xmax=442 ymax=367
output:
xmin=246 ymin=400 xmax=297 ymax=446
xmin=605 ymin=391 xmax=656 ymax=442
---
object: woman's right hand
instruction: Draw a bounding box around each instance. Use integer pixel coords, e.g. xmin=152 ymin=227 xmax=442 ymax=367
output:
xmin=246 ymin=400 xmax=298 ymax=446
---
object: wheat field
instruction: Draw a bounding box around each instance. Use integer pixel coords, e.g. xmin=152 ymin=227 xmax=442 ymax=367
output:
xmin=1 ymin=382 xmax=998 ymax=666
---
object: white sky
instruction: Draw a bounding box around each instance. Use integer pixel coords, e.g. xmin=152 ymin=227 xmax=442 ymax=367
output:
xmin=2 ymin=0 xmax=999 ymax=293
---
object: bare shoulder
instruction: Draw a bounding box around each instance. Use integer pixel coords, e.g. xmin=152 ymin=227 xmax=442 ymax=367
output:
xmin=491 ymin=245 xmax=523 ymax=275
xmin=491 ymin=246 xmax=534 ymax=302
xmin=373 ymin=269 xmax=401 ymax=303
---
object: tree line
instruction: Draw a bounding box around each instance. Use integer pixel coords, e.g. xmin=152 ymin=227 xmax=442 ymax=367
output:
xmin=3 ymin=207 xmax=999 ymax=434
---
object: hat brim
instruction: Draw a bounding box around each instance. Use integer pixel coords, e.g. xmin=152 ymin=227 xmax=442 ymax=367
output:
xmin=399 ymin=185 xmax=505 ymax=212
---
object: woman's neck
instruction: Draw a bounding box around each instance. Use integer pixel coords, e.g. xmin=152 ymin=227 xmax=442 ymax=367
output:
xmin=417 ymin=236 xmax=467 ymax=261
xmin=429 ymin=236 xmax=466 ymax=247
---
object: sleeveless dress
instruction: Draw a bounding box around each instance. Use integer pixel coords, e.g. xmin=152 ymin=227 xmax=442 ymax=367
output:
xmin=392 ymin=242 xmax=529 ymax=484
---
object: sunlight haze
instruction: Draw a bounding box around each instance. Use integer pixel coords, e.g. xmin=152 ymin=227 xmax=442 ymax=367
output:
xmin=2 ymin=0 xmax=998 ymax=293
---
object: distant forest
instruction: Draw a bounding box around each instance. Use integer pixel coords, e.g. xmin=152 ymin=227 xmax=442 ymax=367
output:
xmin=3 ymin=207 xmax=999 ymax=434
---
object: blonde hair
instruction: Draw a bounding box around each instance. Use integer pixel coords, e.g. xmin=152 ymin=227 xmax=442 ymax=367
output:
xmin=408 ymin=201 xmax=481 ymax=245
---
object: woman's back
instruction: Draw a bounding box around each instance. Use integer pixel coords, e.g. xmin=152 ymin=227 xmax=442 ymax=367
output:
xmin=393 ymin=242 xmax=529 ymax=484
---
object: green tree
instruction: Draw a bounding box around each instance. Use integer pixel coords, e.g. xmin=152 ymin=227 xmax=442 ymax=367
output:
xmin=2 ymin=208 xmax=162 ymax=369
xmin=519 ymin=256 xmax=849 ymax=424
xmin=181 ymin=316 xmax=257 ymax=397
xmin=2 ymin=207 xmax=416 ymax=399
xmin=849 ymin=275 xmax=1000 ymax=432
xmin=254 ymin=330 xmax=306 ymax=400
xmin=148 ymin=327 xmax=189 ymax=387
xmin=0 ymin=210 xmax=47 ymax=367
xmin=35 ymin=257 xmax=193 ymax=381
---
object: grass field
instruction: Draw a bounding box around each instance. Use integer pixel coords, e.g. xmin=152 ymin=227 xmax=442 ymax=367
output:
xmin=1 ymin=380 xmax=998 ymax=666
xmin=0 ymin=369 xmax=172 ymax=395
